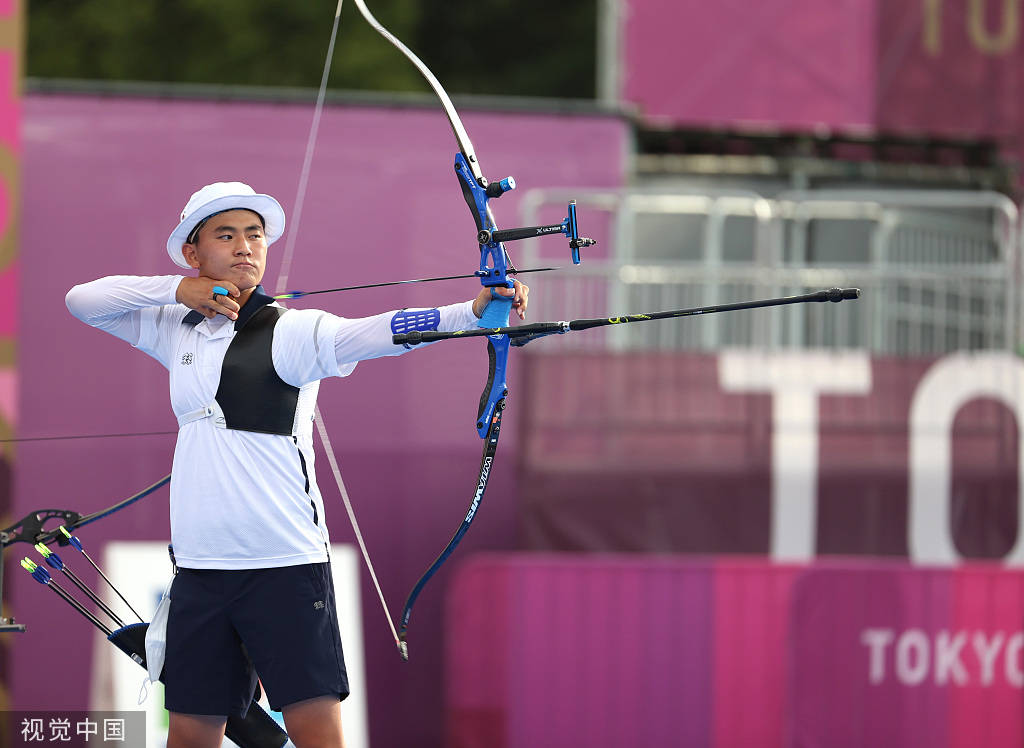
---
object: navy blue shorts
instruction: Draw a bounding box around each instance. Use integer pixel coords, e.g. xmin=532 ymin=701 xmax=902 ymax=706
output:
xmin=163 ymin=562 xmax=349 ymax=716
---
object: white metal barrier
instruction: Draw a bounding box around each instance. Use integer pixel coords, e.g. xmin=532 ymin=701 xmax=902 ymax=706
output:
xmin=517 ymin=188 xmax=1020 ymax=354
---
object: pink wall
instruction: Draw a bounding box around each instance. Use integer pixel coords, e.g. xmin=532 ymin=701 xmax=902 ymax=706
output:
xmin=876 ymin=0 xmax=1024 ymax=138
xmin=521 ymin=351 xmax=1020 ymax=561
xmin=623 ymin=0 xmax=879 ymax=130
xmin=0 ymin=0 xmax=18 ymax=727
xmin=448 ymin=556 xmax=1024 ymax=748
xmin=623 ymin=0 xmax=1024 ymax=142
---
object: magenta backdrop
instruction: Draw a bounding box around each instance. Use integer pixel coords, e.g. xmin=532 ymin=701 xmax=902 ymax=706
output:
xmin=520 ymin=352 xmax=1020 ymax=559
xmin=7 ymin=92 xmax=627 ymax=746
xmin=624 ymin=0 xmax=1024 ymax=148
xmin=623 ymin=0 xmax=879 ymax=130
xmin=448 ymin=557 xmax=1024 ymax=748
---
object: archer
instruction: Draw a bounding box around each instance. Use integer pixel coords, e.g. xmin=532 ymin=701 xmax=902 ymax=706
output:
xmin=64 ymin=181 xmax=528 ymax=748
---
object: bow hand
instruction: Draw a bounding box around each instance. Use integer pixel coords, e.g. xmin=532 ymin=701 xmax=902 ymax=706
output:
xmin=472 ymin=280 xmax=529 ymax=321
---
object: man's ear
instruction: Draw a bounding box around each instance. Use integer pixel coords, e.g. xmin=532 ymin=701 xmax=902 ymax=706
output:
xmin=181 ymin=243 xmax=201 ymax=270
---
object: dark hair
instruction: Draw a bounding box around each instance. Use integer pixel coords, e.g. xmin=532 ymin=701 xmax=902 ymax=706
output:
xmin=186 ymin=208 xmax=266 ymax=245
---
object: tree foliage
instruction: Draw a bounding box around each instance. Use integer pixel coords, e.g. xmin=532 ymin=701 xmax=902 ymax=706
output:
xmin=27 ymin=0 xmax=596 ymax=98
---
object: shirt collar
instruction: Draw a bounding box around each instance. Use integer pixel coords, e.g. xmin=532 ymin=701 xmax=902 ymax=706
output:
xmin=182 ymin=285 xmax=276 ymax=330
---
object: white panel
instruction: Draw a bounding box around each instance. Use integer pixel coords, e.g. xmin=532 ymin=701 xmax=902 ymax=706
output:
xmin=94 ymin=542 xmax=368 ymax=747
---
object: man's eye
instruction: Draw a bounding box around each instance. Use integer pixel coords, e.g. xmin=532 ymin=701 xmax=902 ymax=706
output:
xmin=218 ymin=234 xmax=233 ymax=240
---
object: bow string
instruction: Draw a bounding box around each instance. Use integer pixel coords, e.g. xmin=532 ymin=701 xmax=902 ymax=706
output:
xmin=351 ymin=0 xmax=598 ymax=660
xmin=283 ymin=0 xmax=594 ymax=661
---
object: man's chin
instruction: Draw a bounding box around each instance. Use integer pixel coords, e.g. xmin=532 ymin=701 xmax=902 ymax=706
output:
xmin=233 ymin=270 xmax=264 ymax=290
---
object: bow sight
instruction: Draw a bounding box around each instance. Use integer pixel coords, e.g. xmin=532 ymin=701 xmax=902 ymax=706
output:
xmin=455 ymin=153 xmax=596 ymax=276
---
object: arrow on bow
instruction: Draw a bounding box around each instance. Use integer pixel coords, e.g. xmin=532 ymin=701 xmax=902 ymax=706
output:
xmin=273 ymin=265 xmax=559 ymax=300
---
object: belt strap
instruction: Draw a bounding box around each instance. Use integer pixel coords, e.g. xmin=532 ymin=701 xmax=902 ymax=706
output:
xmin=177 ymin=404 xmax=224 ymax=428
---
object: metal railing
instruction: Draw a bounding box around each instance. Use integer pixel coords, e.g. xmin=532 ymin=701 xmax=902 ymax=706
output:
xmin=516 ymin=188 xmax=1020 ymax=354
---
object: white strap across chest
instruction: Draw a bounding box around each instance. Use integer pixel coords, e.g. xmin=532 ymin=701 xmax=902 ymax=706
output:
xmin=176 ymin=403 xmax=226 ymax=428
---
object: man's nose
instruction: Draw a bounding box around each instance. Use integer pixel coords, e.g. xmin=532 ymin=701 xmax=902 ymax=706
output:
xmin=234 ymin=239 xmax=253 ymax=254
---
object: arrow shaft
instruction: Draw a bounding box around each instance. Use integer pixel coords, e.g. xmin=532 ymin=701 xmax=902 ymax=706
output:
xmin=45 ymin=579 xmax=113 ymax=636
xmin=59 ymin=567 xmax=124 ymax=628
xmin=79 ymin=550 xmax=145 ymax=623
xmin=275 ymin=266 xmax=557 ymax=300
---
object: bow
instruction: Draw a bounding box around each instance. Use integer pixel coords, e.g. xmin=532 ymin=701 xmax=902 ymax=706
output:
xmin=352 ymin=0 xmax=602 ymax=661
xmin=0 ymin=474 xmax=171 ymax=633
xmin=326 ymin=4 xmax=862 ymax=662
xmin=279 ymin=0 xmax=595 ymax=661
xmin=1 ymin=474 xmax=171 ymax=548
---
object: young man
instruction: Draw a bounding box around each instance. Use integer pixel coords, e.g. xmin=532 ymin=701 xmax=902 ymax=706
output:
xmin=65 ymin=182 xmax=528 ymax=748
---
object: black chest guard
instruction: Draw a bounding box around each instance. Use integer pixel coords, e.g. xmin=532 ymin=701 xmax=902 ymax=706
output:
xmin=215 ymin=305 xmax=299 ymax=435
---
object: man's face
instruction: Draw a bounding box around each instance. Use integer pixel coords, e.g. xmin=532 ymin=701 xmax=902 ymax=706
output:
xmin=181 ymin=209 xmax=267 ymax=290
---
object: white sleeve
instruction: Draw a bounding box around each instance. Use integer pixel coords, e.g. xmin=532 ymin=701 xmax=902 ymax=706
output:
xmin=65 ymin=275 xmax=185 ymax=367
xmin=272 ymin=301 xmax=479 ymax=387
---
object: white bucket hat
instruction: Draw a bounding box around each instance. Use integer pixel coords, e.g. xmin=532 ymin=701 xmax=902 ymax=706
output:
xmin=166 ymin=181 xmax=286 ymax=268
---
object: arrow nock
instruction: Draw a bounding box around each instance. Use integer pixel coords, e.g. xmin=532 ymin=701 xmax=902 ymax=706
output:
xmin=59 ymin=526 xmax=84 ymax=551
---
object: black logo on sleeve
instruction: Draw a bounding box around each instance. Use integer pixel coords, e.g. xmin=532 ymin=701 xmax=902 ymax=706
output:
xmin=181 ymin=352 xmax=194 ymax=365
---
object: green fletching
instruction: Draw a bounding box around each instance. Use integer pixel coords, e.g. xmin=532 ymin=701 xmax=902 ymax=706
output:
xmin=34 ymin=543 xmax=52 ymax=558
xmin=59 ymin=526 xmax=71 ymax=538
xmin=21 ymin=558 xmax=37 ymax=572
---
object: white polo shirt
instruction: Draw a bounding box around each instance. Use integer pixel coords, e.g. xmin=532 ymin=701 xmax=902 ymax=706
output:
xmin=65 ymin=275 xmax=478 ymax=570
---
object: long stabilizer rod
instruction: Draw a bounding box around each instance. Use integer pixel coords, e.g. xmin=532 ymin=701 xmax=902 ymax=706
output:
xmin=392 ymin=287 xmax=861 ymax=346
